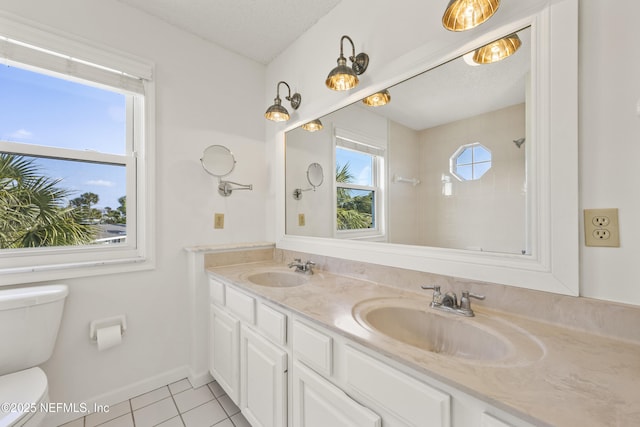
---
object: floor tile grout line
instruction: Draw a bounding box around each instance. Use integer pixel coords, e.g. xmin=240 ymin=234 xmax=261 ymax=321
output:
xmin=60 ymin=379 xmax=248 ymax=427
xmin=127 ymin=398 xmax=134 ymax=427
xmin=168 ymin=391 xmax=187 ymax=427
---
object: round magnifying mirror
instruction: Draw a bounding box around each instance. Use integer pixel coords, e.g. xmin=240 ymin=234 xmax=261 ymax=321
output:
xmin=201 ymin=145 xmax=236 ymax=177
xmin=307 ymin=163 xmax=324 ymax=189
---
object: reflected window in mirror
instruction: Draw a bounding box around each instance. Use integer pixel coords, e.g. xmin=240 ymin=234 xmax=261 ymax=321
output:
xmin=335 ymin=136 xmax=385 ymax=239
xmin=450 ymin=142 xmax=492 ymax=181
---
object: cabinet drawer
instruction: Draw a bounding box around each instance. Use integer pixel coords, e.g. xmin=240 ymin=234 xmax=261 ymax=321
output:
xmin=208 ymin=276 xmax=225 ymax=305
xmin=292 ymin=320 xmax=333 ymax=376
xmin=481 ymin=413 xmax=515 ymax=427
xmin=225 ymin=286 xmax=255 ymax=324
xmin=345 ymin=346 xmax=450 ymax=427
xmin=257 ymin=303 xmax=287 ymax=346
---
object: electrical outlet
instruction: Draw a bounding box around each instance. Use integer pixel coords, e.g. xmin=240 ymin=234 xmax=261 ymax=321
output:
xmin=298 ymin=213 xmax=305 ymax=227
xmin=214 ymin=213 xmax=224 ymax=229
xmin=584 ymin=208 xmax=619 ymax=247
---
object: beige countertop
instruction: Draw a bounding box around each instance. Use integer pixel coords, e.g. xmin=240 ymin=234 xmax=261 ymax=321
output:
xmin=208 ymin=261 xmax=640 ymax=427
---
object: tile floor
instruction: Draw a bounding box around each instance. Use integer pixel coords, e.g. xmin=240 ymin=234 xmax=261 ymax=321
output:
xmin=59 ymin=379 xmax=251 ymax=427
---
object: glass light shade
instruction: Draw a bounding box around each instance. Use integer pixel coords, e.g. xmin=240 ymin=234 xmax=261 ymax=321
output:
xmin=362 ymin=90 xmax=391 ymax=107
xmin=302 ymin=119 xmax=323 ymax=132
xmin=472 ymin=33 xmax=521 ymax=64
xmin=326 ymin=57 xmax=359 ymax=91
xmin=442 ymin=0 xmax=500 ymax=31
xmin=264 ymin=99 xmax=290 ymax=122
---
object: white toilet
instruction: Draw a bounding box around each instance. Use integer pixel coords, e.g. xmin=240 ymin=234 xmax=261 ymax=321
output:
xmin=0 ymin=285 xmax=69 ymax=427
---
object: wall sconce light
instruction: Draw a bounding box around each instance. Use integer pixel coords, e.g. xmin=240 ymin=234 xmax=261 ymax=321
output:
xmin=442 ymin=0 xmax=500 ymax=32
xmin=362 ymin=89 xmax=391 ymax=107
xmin=302 ymin=119 xmax=323 ymax=132
xmin=472 ymin=33 xmax=521 ymax=64
xmin=325 ymin=35 xmax=369 ymax=91
xmin=265 ymin=81 xmax=301 ymax=122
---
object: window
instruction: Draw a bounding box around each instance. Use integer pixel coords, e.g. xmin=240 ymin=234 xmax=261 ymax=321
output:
xmin=0 ymin=21 xmax=154 ymax=284
xmin=334 ymin=131 xmax=384 ymax=239
xmin=450 ymin=142 xmax=491 ymax=181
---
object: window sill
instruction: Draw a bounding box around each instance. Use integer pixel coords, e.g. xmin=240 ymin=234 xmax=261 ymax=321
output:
xmin=0 ymin=257 xmax=155 ymax=286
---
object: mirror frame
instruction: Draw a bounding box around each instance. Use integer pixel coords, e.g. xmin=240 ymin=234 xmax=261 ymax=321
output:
xmin=201 ymin=145 xmax=236 ymax=178
xmin=277 ymin=1 xmax=579 ymax=296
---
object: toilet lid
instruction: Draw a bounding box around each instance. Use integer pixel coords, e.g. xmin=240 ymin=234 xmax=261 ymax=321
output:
xmin=0 ymin=367 xmax=48 ymax=427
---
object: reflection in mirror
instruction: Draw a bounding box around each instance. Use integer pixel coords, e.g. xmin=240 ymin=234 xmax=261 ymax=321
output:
xmin=201 ymin=145 xmax=236 ymax=177
xmin=286 ymin=27 xmax=530 ymax=254
xmin=293 ymin=163 xmax=324 ymax=200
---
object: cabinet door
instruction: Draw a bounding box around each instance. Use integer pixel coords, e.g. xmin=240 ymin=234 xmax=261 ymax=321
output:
xmin=293 ymin=361 xmax=381 ymax=427
xmin=209 ymin=305 xmax=240 ymax=404
xmin=241 ymin=325 xmax=288 ymax=427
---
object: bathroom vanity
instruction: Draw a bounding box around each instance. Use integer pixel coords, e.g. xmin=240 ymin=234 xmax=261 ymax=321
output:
xmin=201 ymin=254 xmax=640 ymax=427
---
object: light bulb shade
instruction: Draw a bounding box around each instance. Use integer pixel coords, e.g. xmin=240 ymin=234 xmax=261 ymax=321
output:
xmin=362 ymin=90 xmax=391 ymax=107
xmin=302 ymin=119 xmax=323 ymax=132
xmin=442 ymin=0 xmax=500 ymax=31
xmin=265 ymin=98 xmax=290 ymax=122
xmin=472 ymin=33 xmax=521 ymax=64
xmin=326 ymin=57 xmax=359 ymax=91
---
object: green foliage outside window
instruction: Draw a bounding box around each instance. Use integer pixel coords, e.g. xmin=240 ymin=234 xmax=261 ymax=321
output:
xmin=0 ymin=154 xmax=127 ymax=248
xmin=336 ymin=163 xmax=373 ymax=230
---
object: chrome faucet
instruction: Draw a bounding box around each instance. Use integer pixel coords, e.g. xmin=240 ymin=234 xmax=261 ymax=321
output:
xmin=288 ymin=258 xmax=315 ymax=275
xmin=421 ymin=285 xmax=485 ymax=317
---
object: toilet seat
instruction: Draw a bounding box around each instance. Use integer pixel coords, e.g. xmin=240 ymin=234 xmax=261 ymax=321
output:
xmin=0 ymin=367 xmax=48 ymax=427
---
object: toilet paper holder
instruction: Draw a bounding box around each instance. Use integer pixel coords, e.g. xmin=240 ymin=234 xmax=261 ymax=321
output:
xmin=89 ymin=315 xmax=127 ymax=342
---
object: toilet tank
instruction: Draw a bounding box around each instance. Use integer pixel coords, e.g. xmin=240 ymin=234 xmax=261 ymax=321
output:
xmin=0 ymin=285 xmax=68 ymax=376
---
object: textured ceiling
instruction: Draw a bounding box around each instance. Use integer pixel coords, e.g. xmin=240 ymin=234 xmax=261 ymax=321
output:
xmin=361 ymin=27 xmax=531 ymax=130
xmin=117 ymin=0 xmax=342 ymax=64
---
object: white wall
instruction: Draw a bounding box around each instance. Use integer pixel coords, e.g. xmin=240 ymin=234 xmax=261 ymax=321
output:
xmin=579 ymin=1 xmax=640 ymax=305
xmin=267 ymin=0 xmax=640 ymax=306
xmin=0 ymin=0 xmax=266 ymax=420
xmin=388 ymin=121 xmax=420 ymax=245
xmin=418 ymin=104 xmax=526 ymax=253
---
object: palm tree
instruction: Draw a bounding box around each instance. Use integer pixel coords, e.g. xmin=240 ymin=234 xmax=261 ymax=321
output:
xmin=0 ymin=153 xmax=97 ymax=248
xmin=336 ymin=162 xmax=373 ymax=230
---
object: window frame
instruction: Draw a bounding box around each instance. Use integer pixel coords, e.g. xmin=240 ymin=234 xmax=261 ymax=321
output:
xmin=450 ymin=142 xmax=492 ymax=181
xmin=0 ymin=14 xmax=155 ymax=286
xmin=333 ymin=129 xmax=386 ymax=241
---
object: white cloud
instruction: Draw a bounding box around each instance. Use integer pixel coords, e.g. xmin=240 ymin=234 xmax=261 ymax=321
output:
xmin=356 ymin=166 xmax=372 ymax=186
xmin=86 ymin=179 xmax=115 ymax=187
xmin=108 ymin=105 xmax=125 ymax=123
xmin=8 ymin=129 xmax=33 ymax=140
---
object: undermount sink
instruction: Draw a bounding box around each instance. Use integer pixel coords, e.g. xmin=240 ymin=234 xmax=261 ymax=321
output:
xmin=245 ymin=271 xmax=309 ymax=287
xmin=353 ymin=298 xmax=544 ymax=365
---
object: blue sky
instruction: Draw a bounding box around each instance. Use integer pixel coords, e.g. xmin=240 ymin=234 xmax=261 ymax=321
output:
xmin=336 ymin=147 xmax=372 ymax=186
xmin=0 ymin=64 xmax=127 ymax=209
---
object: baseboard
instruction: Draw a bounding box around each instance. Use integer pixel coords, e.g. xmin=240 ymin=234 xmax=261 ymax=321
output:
xmin=43 ymin=365 xmax=190 ymax=427
xmin=188 ymin=368 xmax=213 ymax=389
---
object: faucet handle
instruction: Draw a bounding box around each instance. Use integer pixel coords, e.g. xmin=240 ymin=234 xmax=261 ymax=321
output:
xmin=421 ymin=285 xmax=441 ymax=293
xmin=459 ymin=291 xmax=485 ymax=315
xmin=462 ymin=291 xmax=485 ymax=300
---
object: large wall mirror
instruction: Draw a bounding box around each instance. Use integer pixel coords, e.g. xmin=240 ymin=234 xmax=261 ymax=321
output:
xmin=280 ymin=2 xmax=578 ymax=296
xmin=287 ymin=27 xmax=530 ymax=255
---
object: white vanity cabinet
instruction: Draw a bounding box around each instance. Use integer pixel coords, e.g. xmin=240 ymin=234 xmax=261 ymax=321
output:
xmin=292 ymin=360 xmax=381 ymax=427
xmin=208 ymin=273 xmax=536 ymax=427
xmin=209 ymin=304 xmax=240 ymax=403
xmin=344 ymin=346 xmax=451 ymax=427
xmin=208 ymin=276 xmax=288 ymax=426
xmin=241 ymin=324 xmax=288 ymax=427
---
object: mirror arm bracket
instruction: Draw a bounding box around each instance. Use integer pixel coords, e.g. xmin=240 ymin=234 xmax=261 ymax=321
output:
xmin=292 ymin=187 xmax=317 ymax=200
xmin=218 ymin=180 xmax=253 ymax=197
